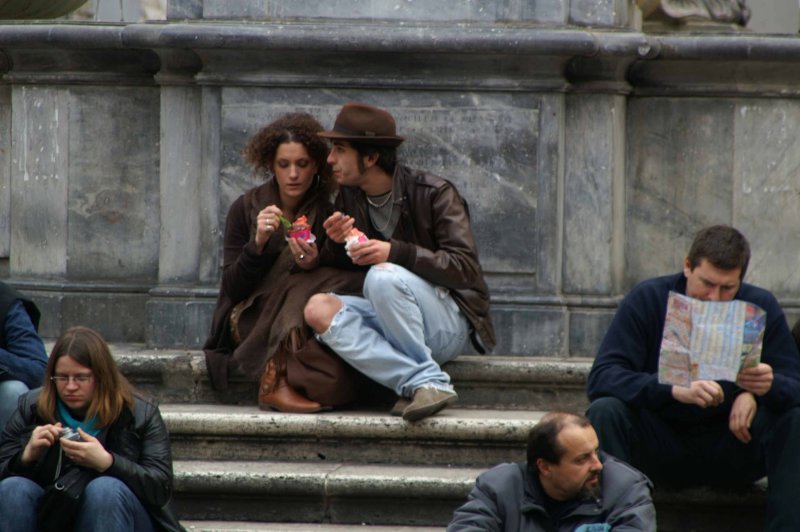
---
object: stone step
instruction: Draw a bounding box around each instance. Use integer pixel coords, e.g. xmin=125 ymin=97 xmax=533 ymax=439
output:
xmin=171 ymin=460 xmax=767 ymax=531
xmin=161 ymin=404 xmax=542 ymax=466
xmin=182 ymin=523 xmax=441 ymax=531
xmin=172 ymin=460 xmax=482 ymax=527
xmin=111 ymin=345 xmax=592 ymax=412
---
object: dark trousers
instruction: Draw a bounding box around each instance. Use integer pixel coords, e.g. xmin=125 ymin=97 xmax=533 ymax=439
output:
xmin=587 ymin=396 xmax=800 ymax=531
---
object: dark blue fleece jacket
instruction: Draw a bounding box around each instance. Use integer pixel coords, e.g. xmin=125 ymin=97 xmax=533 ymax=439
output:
xmin=587 ymin=273 xmax=800 ymax=421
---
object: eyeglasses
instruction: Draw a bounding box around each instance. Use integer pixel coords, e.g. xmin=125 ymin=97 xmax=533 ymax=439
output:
xmin=50 ymin=374 xmax=94 ymax=385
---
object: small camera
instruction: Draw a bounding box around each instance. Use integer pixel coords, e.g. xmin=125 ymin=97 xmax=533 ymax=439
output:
xmin=60 ymin=427 xmax=82 ymax=442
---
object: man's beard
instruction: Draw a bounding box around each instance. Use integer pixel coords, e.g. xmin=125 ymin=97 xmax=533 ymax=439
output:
xmin=578 ymin=471 xmax=602 ymax=500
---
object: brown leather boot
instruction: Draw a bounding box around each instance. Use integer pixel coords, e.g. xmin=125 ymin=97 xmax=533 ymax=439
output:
xmin=258 ymin=357 xmax=324 ymax=413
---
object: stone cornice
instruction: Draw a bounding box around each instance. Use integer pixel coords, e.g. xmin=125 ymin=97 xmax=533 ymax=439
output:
xmin=0 ymin=23 xmax=798 ymax=94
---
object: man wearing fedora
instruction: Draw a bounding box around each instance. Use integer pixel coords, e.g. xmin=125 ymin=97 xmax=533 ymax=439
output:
xmin=304 ymin=102 xmax=495 ymax=421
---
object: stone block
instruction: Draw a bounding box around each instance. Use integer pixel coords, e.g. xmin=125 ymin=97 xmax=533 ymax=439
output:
xmin=490 ymin=307 xmax=566 ymax=355
xmin=570 ymin=0 xmax=631 ymax=27
xmin=183 ymin=0 xmax=568 ymax=24
xmin=62 ymin=293 xmax=147 ymax=342
xmin=568 ymin=308 xmax=616 ymax=357
xmin=11 ymin=86 xmax=69 ymax=277
xmin=732 ymin=100 xmax=800 ymax=297
xmin=563 ymin=94 xmax=624 ymax=295
xmin=146 ymin=297 xmax=216 ymax=348
xmin=160 ymin=86 xmax=203 ymax=283
xmin=0 ymin=85 xmax=9 ymax=258
xmin=167 ymin=0 xmax=202 ymax=19
xmin=66 ymin=86 xmax=160 ymax=281
xmin=625 ymin=97 xmax=735 ymax=288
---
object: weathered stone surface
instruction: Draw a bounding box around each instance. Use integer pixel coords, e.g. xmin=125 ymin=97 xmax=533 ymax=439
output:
xmin=488 ymin=307 xmax=567 ymax=356
xmin=563 ymin=94 xmax=625 ymax=295
xmin=569 ymin=309 xmax=616 ymax=357
xmin=0 ymin=85 xmax=10 ymax=258
xmin=571 ymin=0 xmax=632 ymax=27
xmin=175 ymin=0 xmax=568 ymax=25
xmin=160 ymin=86 xmax=202 ymax=283
xmin=146 ymin=295 xmax=216 ymax=348
xmin=625 ymin=97 xmax=735 ymax=288
xmin=66 ymin=86 xmax=160 ymax=281
xmin=11 ymin=86 xmax=69 ymax=277
xmin=732 ymin=100 xmax=800 ymax=297
xmin=61 ymin=292 xmax=147 ymax=342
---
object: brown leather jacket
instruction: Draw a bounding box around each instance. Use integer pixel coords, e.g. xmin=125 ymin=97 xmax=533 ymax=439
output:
xmin=324 ymin=164 xmax=495 ymax=352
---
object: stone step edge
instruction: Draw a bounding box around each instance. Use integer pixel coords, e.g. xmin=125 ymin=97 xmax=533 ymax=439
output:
xmin=182 ymin=523 xmax=441 ymax=532
xmin=161 ymin=404 xmax=545 ymax=441
xmin=173 ymin=460 xmax=483 ymax=497
xmin=108 ymin=345 xmax=593 ymax=385
xmin=173 ymin=460 xmax=767 ymax=506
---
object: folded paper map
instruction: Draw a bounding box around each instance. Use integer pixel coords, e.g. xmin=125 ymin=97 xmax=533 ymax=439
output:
xmin=658 ymin=291 xmax=766 ymax=388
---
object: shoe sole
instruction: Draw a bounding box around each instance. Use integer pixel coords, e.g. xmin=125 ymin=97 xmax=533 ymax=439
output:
xmin=402 ymin=394 xmax=457 ymax=422
xmin=390 ymin=400 xmax=411 ymax=417
xmin=258 ymin=402 xmax=331 ymax=414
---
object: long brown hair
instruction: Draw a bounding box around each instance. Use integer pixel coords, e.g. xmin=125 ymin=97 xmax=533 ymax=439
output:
xmin=37 ymin=326 xmax=134 ymax=427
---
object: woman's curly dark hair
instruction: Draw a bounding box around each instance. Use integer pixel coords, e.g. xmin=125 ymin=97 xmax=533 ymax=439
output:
xmin=242 ymin=112 xmax=334 ymax=196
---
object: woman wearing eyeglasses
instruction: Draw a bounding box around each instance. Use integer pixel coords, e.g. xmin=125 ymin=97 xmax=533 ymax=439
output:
xmin=0 ymin=326 xmax=184 ymax=532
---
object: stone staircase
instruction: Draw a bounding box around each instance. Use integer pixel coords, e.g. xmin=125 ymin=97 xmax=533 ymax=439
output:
xmin=112 ymin=346 xmax=766 ymax=531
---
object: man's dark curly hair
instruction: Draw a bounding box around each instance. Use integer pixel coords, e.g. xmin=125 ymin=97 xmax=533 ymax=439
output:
xmin=242 ymin=112 xmax=334 ymax=196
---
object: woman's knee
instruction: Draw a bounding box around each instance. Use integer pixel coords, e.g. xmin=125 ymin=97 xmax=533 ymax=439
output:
xmin=304 ymin=294 xmax=342 ymax=333
xmin=83 ymin=477 xmax=133 ymax=506
xmin=0 ymin=476 xmax=41 ymax=506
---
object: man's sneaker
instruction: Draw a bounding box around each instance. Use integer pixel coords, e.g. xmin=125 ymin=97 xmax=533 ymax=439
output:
xmin=390 ymin=397 xmax=411 ymax=417
xmin=402 ymin=387 xmax=458 ymax=422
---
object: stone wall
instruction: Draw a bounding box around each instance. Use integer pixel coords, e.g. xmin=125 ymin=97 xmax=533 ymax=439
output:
xmin=1 ymin=10 xmax=798 ymax=355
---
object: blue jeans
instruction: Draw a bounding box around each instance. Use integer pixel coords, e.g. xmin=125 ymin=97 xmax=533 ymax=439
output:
xmin=0 ymin=475 xmax=155 ymax=532
xmin=317 ymin=263 xmax=469 ymax=397
xmin=0 ymin=379 xmax=29 ymax=431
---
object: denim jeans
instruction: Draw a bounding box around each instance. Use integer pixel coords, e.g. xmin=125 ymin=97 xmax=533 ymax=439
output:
xmin=0 ymin=379 xmax=28 ymax=431
xmin=0 ymin=475 xmax=155 ymax=532
xmin=317 ymin=263 xmax=469 ymax=397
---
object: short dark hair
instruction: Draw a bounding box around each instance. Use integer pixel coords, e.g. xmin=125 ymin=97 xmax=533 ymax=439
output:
xmin=687 ymin=225 xmax=750 ymax=279
xmin=527 ymin=412 xmax=593 ymax=466
xmin=350 ymin=140 xmax=398 ymax=176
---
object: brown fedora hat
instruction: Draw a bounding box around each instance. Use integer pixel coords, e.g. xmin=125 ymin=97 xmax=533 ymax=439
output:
xmin=319 ymin=102 xmax=404 ymax=147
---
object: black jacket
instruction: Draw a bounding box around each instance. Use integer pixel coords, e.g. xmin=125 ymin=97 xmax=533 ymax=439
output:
xmin=0 ymin=389 xmax=184 ymax=532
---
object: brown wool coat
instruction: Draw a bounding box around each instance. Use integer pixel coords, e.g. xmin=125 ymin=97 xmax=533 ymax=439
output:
xmin=203 ymin=180 xmax=365 ymax=404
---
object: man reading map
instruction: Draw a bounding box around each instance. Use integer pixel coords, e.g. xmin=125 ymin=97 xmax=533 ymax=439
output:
xmin=586 ymin=225 xmax=800 ymax=531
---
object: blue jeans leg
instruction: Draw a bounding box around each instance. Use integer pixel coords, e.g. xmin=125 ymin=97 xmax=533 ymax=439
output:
xmin=75 ymin=476 xmax=155 ymax=532
xmin=0 ymin=476 xmax=42 ymax=532
xmin=318 ymin=263 xmax=469 ymax=397
xmin=0 ymin=380 xmax=29 ymax=431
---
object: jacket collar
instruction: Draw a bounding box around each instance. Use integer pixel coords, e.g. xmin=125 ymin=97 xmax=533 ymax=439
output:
xmin=520 ymin=456 xmax=606 ymax=519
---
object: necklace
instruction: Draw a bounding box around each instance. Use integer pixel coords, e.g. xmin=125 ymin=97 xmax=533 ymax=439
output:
xmin=371 ymin=202 xmax=395 ymax=233
xmin=366 ymin=190 xmax=393 ymax=208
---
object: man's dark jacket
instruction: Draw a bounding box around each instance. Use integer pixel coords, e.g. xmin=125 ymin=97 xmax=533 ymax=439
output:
xmin=447 ymin=452 xmax=656 ymax=531
xmin=587 ymin=273 xmax=800 ymax=421
xmin=0 ymin=389 xmax=184 ymax=532
xmin=325 ymin=163 xmax=495 ymax=352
